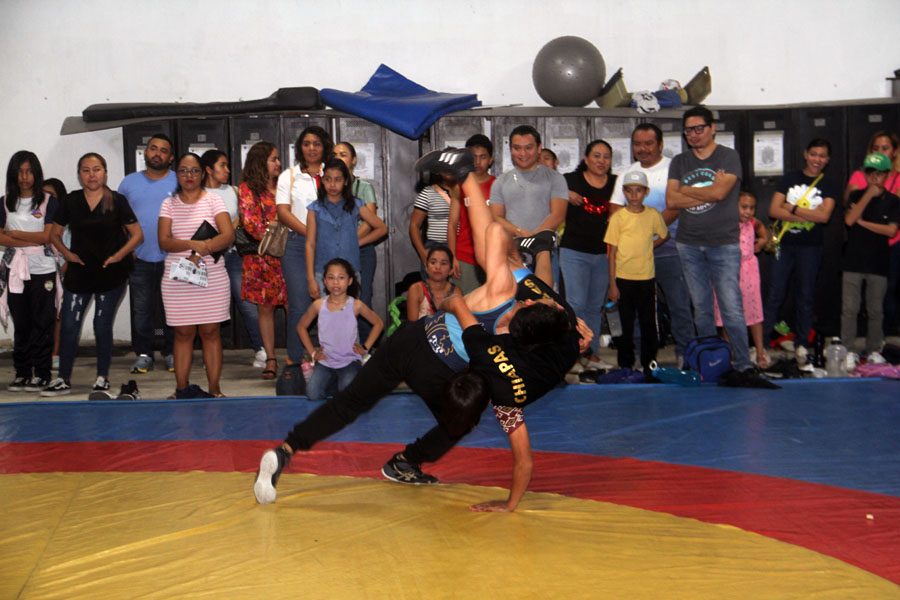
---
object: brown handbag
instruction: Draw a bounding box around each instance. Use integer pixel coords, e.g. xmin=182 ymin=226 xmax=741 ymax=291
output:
xmin=258 ymin=220 xmax=289 ymax=257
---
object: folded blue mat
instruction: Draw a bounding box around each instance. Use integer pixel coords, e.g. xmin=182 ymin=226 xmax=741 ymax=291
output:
xmin=320 ymin=64 xmax=481 ymax=139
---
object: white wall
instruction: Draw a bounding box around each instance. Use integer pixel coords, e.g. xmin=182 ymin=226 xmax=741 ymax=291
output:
xmin=1 ymin=0 xmax=898 ymax=341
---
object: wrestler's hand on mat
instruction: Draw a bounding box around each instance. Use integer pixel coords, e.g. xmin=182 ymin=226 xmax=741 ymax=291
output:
xmin=469 ymin=500 xmax=515 ymax=513
xmin=575 ymin=318 xmax=593 ymax=353
xmin=415 ymin=147 xmax=474 ymax=183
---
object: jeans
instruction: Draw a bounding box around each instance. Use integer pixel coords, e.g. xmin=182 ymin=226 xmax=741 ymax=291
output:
xmin=8 ymin=272 xmax=56 ymax=380
xmin=559 ymin=247 xmax=608 ymax=355
xmin=129 ymin=259 xmax=173 ymax=358
xmin=58 ymin=283 xmax=127 ymax=380
xmin=884 ymin=242 xmax=900 ymax=335
xmin=654 ymin=253 xmax=695 ymax=358
xmin=762 ymin=244 xmax=821 ymax=348
xmin=676 ymin=242 xmax=753 ymax=371
xmin=841 ymin=271 xmax=887 ymax=354
xmin=358 ymin=244 xmax=377 ymax=342
xmin=224 ymin=250 xmax=263 ymax=349
xmin=280 ymin=233 xmax=310 ymax=364
xmin=306 ymin=360 xmax=361 ymax=401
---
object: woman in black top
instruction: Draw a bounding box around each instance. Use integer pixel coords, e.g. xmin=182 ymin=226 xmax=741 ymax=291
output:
xmin=560 ymin=139 xmax=616 ymax=365
xmin=41 ymin=153 xmax=143 ymax=397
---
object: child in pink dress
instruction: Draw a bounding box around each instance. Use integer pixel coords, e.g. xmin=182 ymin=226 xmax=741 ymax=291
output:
xmin=715 ymin=192 xmax=769 ymax=367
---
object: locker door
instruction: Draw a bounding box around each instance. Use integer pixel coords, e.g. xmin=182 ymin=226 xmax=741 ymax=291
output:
xmin=281 ymin=115 xmax=333 ymax=168
xmin=543 ymin=117 xmax=589 ymax=174
xmin=432 ymin=116 xmax=487 ymax=153
xmin=229 ymin=116 xmax=281 ymax=176
xmin=846 ymin=103 xmax=900 ymax=176
xmin=589 ymin=116 xmax=638 ymax=174
xmin=746 ymin=108 xmax=789 ymax=223
xmin=175 ymin=119 xmax=228 ymax=160
xmin=381 ymin=129 xmax=422 ymax=300
xmin=122 ymin=121 xmax=175 ymax=175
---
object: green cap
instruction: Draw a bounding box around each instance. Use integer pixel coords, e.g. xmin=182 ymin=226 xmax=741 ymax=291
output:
xmin=863 ymin=152 xmax=891 ymax=171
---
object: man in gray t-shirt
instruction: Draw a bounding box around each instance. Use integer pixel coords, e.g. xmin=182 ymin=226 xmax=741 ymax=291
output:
xmin=490 ymin=125 xmax=568 ymax=286
xmin=666 ymin=106 xmax=753 ymax=372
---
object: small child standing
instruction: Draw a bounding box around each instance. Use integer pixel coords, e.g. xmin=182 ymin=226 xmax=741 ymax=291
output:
xmin=604 ymin=171 xmax=669 ymax=375
xmin=714 ymin=191 xmax=769 ymax=367
xmin=298 ymin=258 xmax=384 ymax=401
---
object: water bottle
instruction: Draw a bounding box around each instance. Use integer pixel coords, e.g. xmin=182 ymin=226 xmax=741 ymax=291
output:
xmin=824 ymin=337 xmax=847 ymax=377
xmin=605 ymin=301 xmax=623 ymax=338
xmin=650 ymin=361 xmax=700 ymax=386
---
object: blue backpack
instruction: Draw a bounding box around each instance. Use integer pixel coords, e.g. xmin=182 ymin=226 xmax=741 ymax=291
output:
xmin=683 ymin=336 xmax=732 ymax=382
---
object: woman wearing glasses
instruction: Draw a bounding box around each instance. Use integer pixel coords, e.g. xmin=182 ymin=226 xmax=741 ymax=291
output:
xmin=158 ymin=152 xmax=235 ymax=398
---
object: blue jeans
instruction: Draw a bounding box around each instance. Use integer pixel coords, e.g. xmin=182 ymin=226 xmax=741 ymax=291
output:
xmin=559 ymin=247 xmax=608 ymax=355
xmin=676 ymin=242 xmax=753 ymax=371
xmin=358 ymin=244 xmax=377 ymax=342
xmin=763 ymin=244 xmax=821 ymax=349
xmin=306 ymin=360 xmax=361 ymax=401
xmin=280 ymin=233 xmax=311 ymax=364
xmin=224 ymin=250 xmax=263 ymax=349
xmin=129 ymin=259 xmax=173 ymax=358
xmin=59 ymin=283 xmax=127 ymax=380
xmin=655 ymin=253 xmax=695 ymax=358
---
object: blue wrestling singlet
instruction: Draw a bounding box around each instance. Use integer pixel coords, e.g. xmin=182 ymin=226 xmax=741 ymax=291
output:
xmin=424 ymin=298 xmax=516 ymax=371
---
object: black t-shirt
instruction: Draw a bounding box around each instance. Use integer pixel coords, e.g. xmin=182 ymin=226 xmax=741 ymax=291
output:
xmin=561 ymin=171 xmax=616 ymax=254
xmin=463 ymin=325 xmax=579 ymax=409
xmin=775 ymin=170 xmax=840 ymax=247
xmin=53 ymin=190 xmax=138 ymax=293
xmin=842 ymin=190 xmax=900 ymax=276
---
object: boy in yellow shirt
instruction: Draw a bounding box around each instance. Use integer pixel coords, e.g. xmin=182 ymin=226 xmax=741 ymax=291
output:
xmin=604 ymin=171 xmax=670 ymax=375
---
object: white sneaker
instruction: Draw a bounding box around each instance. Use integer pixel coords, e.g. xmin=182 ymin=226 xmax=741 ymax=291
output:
xmin=252 ymin=348 xmax=267 ymax=368
xmin=845 ymin=352 xmax=859 ymax=372
xmin=867 ymin=351 xmax=886 ymax=364
xmin=795 ymin=346 xmax=808 ymax=365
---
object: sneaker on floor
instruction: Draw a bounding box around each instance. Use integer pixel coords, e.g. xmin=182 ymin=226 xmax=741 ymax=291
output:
xmin=381 ymin=453 xmax=439 ymax=485
xmin=8 ymin=376 xmax=28 ymax=392
xmin=254 ymin=447 xmax=291 ymax=504
xmin=131 ymin=354 xmax=153 ymax=374
xmin=866 ymin=351 xmax=887 ymax=364
xmin=174 ymin=384 xmax=215 ymax=399
xmin=24 ymin=377 xmax=50 ymax=392
xmin=164 ymin=354 xmax=175 ymax=372
xmin=40 ymin=378 xmax=71 ymax=397
xmin=116 ymin=380 xmax=141 ymax=400
xmin=252 ymin=348 xmax=267 ymax=368
xmin=92 ymin=376 xmax=110 ymax=392
xmin=88 ymin=390 xmax=115 ymax=400
xmin=795 ymin=345 xmax=809 ymax=365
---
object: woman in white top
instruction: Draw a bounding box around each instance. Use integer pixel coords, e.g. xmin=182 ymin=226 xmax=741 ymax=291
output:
xmin=201 ymin=149 xmax=265 ymax=366
xmin=276 ymin=125 xmax=333 ymax=365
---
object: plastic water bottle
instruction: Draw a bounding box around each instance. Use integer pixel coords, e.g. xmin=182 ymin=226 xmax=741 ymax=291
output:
xmin=650 ymin=361 xmax=700 ymax=386
xmin=824 ymin=337 xmax=847 ymax=377
xmin=605 ymin=301 xmax=623 ymax=338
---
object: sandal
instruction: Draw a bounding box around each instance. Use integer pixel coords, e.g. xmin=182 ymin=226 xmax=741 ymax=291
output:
xmin=262 ymin=358 xmax=277 ymax=380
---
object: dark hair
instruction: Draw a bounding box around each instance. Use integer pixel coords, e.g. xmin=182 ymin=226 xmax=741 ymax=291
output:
xmin=294 ymin=126 xmax=334 ymax=170
xmin=739 ymin=190 xmax=757 ymax=205
xmin=866 ymin=130 xmax=899 ymax=154
xmin=633 ymin=123 xmax=663 ymax=144
xmin=806 ymin=138 xmax=832 ymax=156
xmin=508 ymin=302 xmax=571 ymax=351
xmin=43 ymin=178 xmax=67 ymax=203
xmin=439 ymin=370 xmax=491 ymax=439
xmin=541 ymin=148 xmax=558 ymax=161
xmin=465 ymin=134 xmax=493 ymax=157
xmin=5 ymin=151 xmax=44 ymax=213
xmin=318 ymin=158 xmax=355 ymax=213
xmin=200 ymin=149 xmax=228 ymax=188
xmin=241 ymin=141 xmax=277 ymax=196
xmin=76 ymin=152 xmax=114 ymax=213
xmin=322 ymin=257 xmax=360 ymax=298
xmin=174 ymin=153 xmax=203 ymax=195
xmin=335 ymin=141 xmax=357 ymax=159
xmin=682 ymin=105 xmax=714 ymax=127
xmin=509 ymin=125 xmax=541 ymax=146
xmin=147 ymin=133 xmax=174 ymax=149
xmin=575 ymin=139 xmax=613 ymax=174
xmin=426 ymin=244 xmax=454 ymax=264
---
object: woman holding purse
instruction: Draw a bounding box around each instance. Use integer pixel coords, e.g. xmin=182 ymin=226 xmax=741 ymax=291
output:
xmin=240 ymin=141 xmax=286 ymax=379
xmin=159 ymin=152 xmax=234 ymax=398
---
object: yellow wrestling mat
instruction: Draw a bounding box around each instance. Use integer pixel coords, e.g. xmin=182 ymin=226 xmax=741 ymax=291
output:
xmin=3 ymin=472 xmax=897 ymax=599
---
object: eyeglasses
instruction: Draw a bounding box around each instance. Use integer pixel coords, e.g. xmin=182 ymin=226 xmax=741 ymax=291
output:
xmin=683 ymin=124 xmax=710 ymax=136
xmin=177 ymin=168 xmax=202 ymax=176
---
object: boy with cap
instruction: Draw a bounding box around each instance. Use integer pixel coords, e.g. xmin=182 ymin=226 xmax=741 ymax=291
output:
xmin=841 ymin=152 xmax=900 ymax=360
xmin=604 ymin=171 xmax=669 ymax=376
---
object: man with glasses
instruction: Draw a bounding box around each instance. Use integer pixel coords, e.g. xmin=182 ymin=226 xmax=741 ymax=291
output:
xmin=118 ymin=133 xmax=177 ymax=375
xmin=666 ymin=106 xmax=755 ymax=374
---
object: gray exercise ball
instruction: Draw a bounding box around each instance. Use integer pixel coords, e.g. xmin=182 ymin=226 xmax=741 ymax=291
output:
xmin=532 ymin=36 xmax=606 ymax=107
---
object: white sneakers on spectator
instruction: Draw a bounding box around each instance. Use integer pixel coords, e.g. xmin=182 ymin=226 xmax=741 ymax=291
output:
xmin=866 ymin=351 xmax=886 ymax=364
xmin=253 ymin=348 xmax=267 ymax=368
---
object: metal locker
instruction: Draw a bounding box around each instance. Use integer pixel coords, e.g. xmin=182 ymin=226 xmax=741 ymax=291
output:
xmin=543 ymin=117 xmax=589 ymax=174
xmin=382 ymin=129 xmax=423 ymax=298
xmin=175 ymin=119 xmax=229 ymax=160
xmin=432 ymin=116 xmax=487 ymax=154
xmin=122 ymin=121 xmax=175 ymax=175
xmin=228 ymin=116 xmax=281 ymax=178
xmin=281 ymin=114 xmax=333 ymax=167
xmin=846 ymin=101 xmax=899 ymax=176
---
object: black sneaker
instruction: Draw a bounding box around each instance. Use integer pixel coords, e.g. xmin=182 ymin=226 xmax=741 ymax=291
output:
xmin=381 ymin=453 xmax=438 ymax=485
xmin=116 ymin=380 xmax=141 ymax=400
xmin=8 ymin=376 xmax=29 ymax=392
xmin=40 ymin=378 xmax=71 ymax=397
xmin=254 ymin=447 xmax=291 ymax=504
xmin=24 ymin=377 xmax=50 ymax=392
xmin=414 ymin=148 xmax=474 ymax=182
xmin=174 ymin=384 xmax=215 ymax=399
xmin=515 ymin=230 xmax=557 ymax=267
xmin=92 ymin=376 xmax=110 ymax=392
